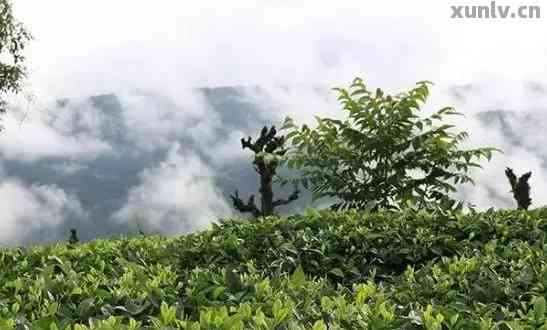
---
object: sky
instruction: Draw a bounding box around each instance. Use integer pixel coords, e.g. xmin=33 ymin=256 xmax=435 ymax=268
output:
xmin=13 ymin=0 xmax=547 ymax=95
xmin=2 ymin=0 xmax=547 ymax=244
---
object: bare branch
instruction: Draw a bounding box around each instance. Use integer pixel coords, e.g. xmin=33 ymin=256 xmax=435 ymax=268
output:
xmin=232 ymin=125 xmax=297 ymax=217
xmin=273 ymin=188 xmax=300 ymax=207
xmin=505 ymin=167 xmax=532 ymax=210
xmin=230 ymin=190 xmax=261 ymax=217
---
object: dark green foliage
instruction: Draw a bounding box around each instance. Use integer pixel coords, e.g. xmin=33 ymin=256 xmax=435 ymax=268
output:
xmin=0 ymin=0 xmax=31 ymax=113
xmin=282 ymin=78 xmax=497 ymax=211
xmin=505 ymin=167 xmax=532 ymax=210
xmin=231 ymin=126 xmax=299 ymax=218
xmin=3 ymin=208 xmax=547 ymax=328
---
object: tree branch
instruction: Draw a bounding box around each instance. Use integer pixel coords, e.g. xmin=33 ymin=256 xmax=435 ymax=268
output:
xmin=230 ymin=190 xmax=261 ymax=217
xmin=505 ymin=167 xmax=532 ymax=210
xmin=241 ymin=126 xmax=279 ymax=154
xmin=273 ymin=188 xmax=300 ymax=207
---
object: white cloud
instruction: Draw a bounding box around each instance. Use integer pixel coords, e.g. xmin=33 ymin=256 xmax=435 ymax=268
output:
xmin=3 ymin=0 xmax=547 ymax=232
xmin=443 ymin=80 xmax=547 ymax=209
xmin=0 ymin=180 xmax=87 ymax=246
xmin=117 ymin=89 xmax=223 ymax=152
xmin=0 ymin=99 xmax=111 ymax=162
xmin=241 ymin=85 xmax=341 ymax=124
xmin=112 ymin=143 xmax=233 ymax=234
xmin=14 ymin=1 xmax=545 ymax=98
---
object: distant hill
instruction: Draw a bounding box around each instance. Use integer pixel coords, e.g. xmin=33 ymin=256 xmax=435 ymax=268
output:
xmin=3 ymin=83 xmax=547 ymax=245
xmin=0 ymin=87 xmax=310 ymax=245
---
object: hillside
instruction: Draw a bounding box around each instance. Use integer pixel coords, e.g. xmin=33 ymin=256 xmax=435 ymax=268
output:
xmin=3 ymin=85 xmax=546 ymax=246
xmin=0 ymin=88 xmax=312 ymax=245
xmin=2 ymin=208 xmax=547 ymax=329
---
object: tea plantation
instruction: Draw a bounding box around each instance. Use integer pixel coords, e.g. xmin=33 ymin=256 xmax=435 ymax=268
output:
xmin=3 ymin=208 xmax=547 ymax=329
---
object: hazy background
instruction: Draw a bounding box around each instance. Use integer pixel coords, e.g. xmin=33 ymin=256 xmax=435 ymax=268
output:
xmin=1 ymin=0 xmax=546 ymax=245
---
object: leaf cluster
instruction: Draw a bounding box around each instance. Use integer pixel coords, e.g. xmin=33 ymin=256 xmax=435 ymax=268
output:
xmin=2 ymin=208 xmax=547 ymax=328
xmin=282 ymin=77 xmax=497 ymax=211
xmin=0 ymin=0 xmax=31 ymax=95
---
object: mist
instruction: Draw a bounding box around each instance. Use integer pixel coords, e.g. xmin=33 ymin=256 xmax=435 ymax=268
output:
xmin=1 ymin=0 xmax=546 ymax=245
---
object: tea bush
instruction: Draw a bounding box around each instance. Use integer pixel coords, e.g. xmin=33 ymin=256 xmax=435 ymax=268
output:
xmin=2 ymin=208 xmax=547 ymax=328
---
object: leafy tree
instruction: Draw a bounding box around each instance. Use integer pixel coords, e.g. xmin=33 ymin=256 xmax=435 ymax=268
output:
xmin=505 ymin=167 xmax=532 ymax=210
xmin=0 ymin=0 xmax=31 ymax=113
xmin=282 ymin=77 xmax=497 ymax=211
xmin=231 ymin=126 xmax=299 ymax=217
